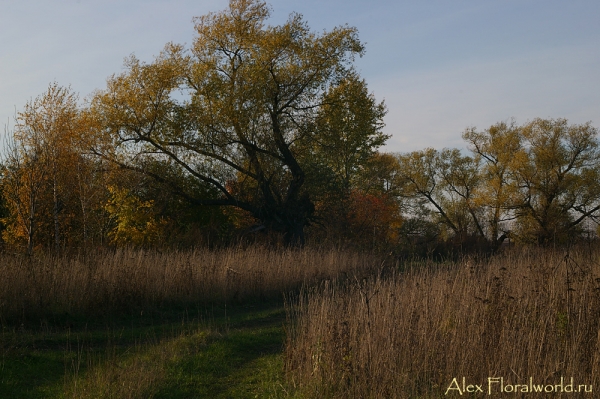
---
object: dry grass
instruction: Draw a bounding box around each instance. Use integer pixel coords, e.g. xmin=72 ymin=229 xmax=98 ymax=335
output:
xmin=0 ymin=247 xmax=383 ymax=324
xmin=285 ymin=247 xmax=600 ymax=398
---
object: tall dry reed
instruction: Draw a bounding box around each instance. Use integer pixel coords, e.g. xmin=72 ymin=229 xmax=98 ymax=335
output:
xmin=285 ymin=248 xmax=600 ymax=398
xmin=0 ymin=247 xmax=383 ymax=324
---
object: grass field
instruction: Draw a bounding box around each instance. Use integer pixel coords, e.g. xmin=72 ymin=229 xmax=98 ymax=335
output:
xmin=3 ymin=246 xmax=600 ymax=398
xmin=1 ymin=301 xmax=288 ymax=398
xmin=0 ymin=247 xmax=382 ymax=398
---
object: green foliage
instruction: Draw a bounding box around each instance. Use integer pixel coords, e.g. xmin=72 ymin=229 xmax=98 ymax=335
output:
xmin=311 ymin=73 xmax=388 ymax=191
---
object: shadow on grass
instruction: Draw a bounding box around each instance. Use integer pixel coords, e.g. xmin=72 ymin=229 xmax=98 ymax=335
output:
xmin=0 ymin=349 xmax=66 ymax=399
xmin=0 ymin=302 xmax=288 ymax=399
xmin=155 ymin=305 xmax=287 ymax=398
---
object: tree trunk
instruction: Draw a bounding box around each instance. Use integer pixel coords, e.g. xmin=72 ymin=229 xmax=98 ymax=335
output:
xmin=284 ymin=220 xmax=306 ymax=247
xmin=282 ymin=194 xmax=313 ymax=247
xmin=53 ymin=175 xmax=60 ymax=253
xmin=27 ymin=198 xmax=36 ymax=256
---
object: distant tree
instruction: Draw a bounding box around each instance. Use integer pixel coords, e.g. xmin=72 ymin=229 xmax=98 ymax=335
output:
xmin=509 ymin=118 xmax=600 ymax=244
xmin=345 ymin=189 xmax=403 ymax=250
xmin=397 ymin=118 xmax=600 ymax=249
xmin=462 ymin=120 xmax=521 ymax=246
xmin=396 ymin=148 xmax=489 ymax=249
xmin=306 ymin=152 xmax=402 ymax=249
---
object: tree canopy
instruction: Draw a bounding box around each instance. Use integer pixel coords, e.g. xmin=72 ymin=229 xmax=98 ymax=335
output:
xmin=90 ymin=0 xmax=387 ymax=245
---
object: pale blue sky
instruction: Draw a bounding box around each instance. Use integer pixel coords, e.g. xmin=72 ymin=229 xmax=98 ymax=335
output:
xmin=1 ymin=0 xmax=599 ymax=152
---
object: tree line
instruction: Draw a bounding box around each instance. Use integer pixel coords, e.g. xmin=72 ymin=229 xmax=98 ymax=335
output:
xmin=397 ymin=118 xmax=600 ymax=253
xmin=1 ymin=0 xmax=599 ymax=255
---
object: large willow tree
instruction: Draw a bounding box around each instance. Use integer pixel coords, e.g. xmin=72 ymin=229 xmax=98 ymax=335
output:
xmin=91 ymin=0 xmax=386 ymax=245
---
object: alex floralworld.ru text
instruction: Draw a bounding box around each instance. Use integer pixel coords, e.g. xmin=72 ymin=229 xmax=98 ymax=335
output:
xmin=445 ymin=377 xmax=592 ymax=395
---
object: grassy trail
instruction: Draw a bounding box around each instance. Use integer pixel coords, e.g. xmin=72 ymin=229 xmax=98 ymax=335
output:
xmin=0 ymin=302 xmax=289 ymax=398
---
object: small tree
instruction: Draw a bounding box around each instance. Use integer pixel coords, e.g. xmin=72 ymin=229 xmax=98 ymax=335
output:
xmin=1 ymin=130 xmax=47 ymax=254
xmin=1 ymin=84 xmax=111 ymax=253
xmin=396 ymin=148 xmax=487 ymax=247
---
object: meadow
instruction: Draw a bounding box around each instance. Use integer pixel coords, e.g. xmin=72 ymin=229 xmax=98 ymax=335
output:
xmin=1 ymin=246 xmax=599 ymax=398
xmin=285 ymin=246 xmax=600 ymax=398
xmin=0 ymin=247 xmax=381 ymax=398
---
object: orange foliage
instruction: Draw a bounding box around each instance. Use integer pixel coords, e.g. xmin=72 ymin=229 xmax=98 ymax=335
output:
xmin=345 ymin=190 xmax=402 ymax=249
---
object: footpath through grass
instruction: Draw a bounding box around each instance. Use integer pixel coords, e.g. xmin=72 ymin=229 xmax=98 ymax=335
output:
xmin=0 ymin=301 xmax=291 ymax=398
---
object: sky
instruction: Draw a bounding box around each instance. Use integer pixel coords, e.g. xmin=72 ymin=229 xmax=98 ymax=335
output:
xmin=1 ymin=0 xmax=599 ymax=153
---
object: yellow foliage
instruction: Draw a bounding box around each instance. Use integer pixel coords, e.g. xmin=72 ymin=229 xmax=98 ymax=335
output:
xmin=104 ymin=186 xmax=167 ymax=247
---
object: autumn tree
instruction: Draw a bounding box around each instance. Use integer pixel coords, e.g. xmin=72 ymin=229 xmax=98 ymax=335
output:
xmin=1 ymin=84 xmax=81 ymax=253
xmin=305 ymin=152 xmax=402 ymax=249
xmin=90 ymin=0 xmax=385 ymax=245
xmin=462 ymin=120 xmax=521 ymax=246
xmin=509 ymin=118 xmax=600 ymax=244
xmin=396 ymin=148 xmax=489 ymax=249
xmin=2 ymin=125 xmax=47 ymax=254
xmin=398 ymin=118 xmax=600 ymax=250
xmin=1 ymin=83 xmax=110 ymax=253
xmin=352 ymin=152 xmax=404 ymax=248
xmin=307 ymin=73 xmax=387 ymax=193
xmin=340 ymin=189 xmax=402 ymax=250
xmin=38 ymin=84 xmax=81 ymax=251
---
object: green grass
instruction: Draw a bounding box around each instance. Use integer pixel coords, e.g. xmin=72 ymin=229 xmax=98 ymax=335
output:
xmin=0 ymin=302 xmax=292 ymax=398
